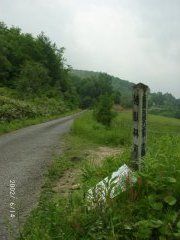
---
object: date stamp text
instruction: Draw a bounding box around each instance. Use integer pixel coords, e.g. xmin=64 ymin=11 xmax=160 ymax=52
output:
xmin=9 ymin=180 xmax=16 ymax=218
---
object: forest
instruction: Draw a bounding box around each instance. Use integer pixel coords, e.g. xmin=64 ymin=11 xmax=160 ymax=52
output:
xmin=71 ymin=70 xmax=180 ymax=118
xmin=0 ymin=22 xmax=179 ymax=124
xmin=0 ymin=22 xmax=121 ymax=124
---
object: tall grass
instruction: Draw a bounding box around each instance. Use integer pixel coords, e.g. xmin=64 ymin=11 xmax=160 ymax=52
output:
xmin=72 ymin=110 xmax=180 ymax=146
xmin=72 ymin=111 xmax=132 ymax=146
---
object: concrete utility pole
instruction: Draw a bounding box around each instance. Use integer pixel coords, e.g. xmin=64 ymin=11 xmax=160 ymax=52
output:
xmin=132 ymin=83 xmax=149 ymax=170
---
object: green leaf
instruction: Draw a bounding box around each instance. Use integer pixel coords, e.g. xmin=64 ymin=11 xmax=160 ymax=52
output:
xmin=150 ymin=219 xmax=163 ymax=228
xmin=173 ymin=233 xmax=180 ymax=238
xmin=150 ymin=202 xmax=163 ymax=210
xmin=177 ymin=221 xmax=180 ymax=229
xmin=166 ymin=177 xmax=176 ymax=183
xmin=148 ymin=194 xmax=156 ymax=202
xmin=164 ymin=196 xmax=177 ymax=206
xmin=159 ymin=236 xmax=166 ymax=240
xmin=124 ymin=224 xmax=132 ymax=230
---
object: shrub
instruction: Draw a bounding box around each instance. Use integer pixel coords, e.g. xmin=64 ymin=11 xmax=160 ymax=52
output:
xmin=0 ymin=96 xmax=41 ymax=122
xmin=33 ymin=97 xmax=69 ymax=115
xmin=94 ymin=95 xmax=115 ymax=126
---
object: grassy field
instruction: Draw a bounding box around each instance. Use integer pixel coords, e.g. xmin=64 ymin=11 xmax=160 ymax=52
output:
xmin=148 ymin=107 xmax=180 ymax=120
xmin=18 ymin=110 xmax=180 ymax=240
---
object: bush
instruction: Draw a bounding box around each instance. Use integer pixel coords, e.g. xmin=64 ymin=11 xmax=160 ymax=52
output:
xmin=72 ymin=111 xmax=131 ymax=146
xmin=94 ymin=95 xmax=115 ymax=126
xmin=0 ymin=96 xmax=41 ymax=122
xmin=0 ymin=94 xmax=72 ymax=123
xmin=33 ymin=97 xmax=69 ymax=115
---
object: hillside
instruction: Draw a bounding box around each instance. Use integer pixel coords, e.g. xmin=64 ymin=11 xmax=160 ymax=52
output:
xmin=0 ymin=21 xmax=179 ymax=124
xmin=0 ymin=22 xmax=79 ymax=113
xmin=71 ymin=69 xmax=134 ymax=93
xmin=70 ymin=69 xmax=180 ymax=118
xmin=71 ymin=69 xmax=134 ymax=105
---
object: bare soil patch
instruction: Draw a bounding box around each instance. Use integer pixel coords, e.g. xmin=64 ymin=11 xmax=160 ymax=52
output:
xmin=53 ymin=168 xmax=81 ymax=197
xmin=87 ymin=146 xmax=122 ymax=166
xmin=53 ymin=146 xmax=122 ymax=196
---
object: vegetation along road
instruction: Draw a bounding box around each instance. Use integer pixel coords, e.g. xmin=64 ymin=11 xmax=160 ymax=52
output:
xmin=0 ymin=113 xmax=79 ymax=239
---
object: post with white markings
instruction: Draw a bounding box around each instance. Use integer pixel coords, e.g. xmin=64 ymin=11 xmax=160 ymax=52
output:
xmin=132 ymin=83 xmax=149 ymax=170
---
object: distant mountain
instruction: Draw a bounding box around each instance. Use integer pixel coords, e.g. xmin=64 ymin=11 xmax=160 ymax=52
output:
xmin=70 ymin=69 xmax=134 ymax=98
xmin=71 ymin=69 xmax=134 ymax=93
xmin=70 ymin=69 xmax=180 ymax=118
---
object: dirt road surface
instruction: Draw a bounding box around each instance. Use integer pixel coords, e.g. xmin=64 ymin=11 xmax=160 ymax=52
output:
xmin=0 ymin=114 xmax=78 ymax=239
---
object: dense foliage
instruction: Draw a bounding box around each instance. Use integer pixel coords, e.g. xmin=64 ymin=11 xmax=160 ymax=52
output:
xmin=0 ymin=22 xmax=121 ymax=122
xmin=71 ymin=70 xmax=180 ymax=119
xmin=70 ymin=69 xmax=132 ymax=108
xmin=94 ymin=95 xmax=115 ymax=126
xmin=0 ymin=20 xmax=179 ymax=124
xmin=0 ymin=96 xmax=41 ymax=122
xmin=70 ymin=72 xmax=118 ymax=109
xmin=0 ymin=21 xmax=78 ymax=108
xmin=149 ymin=92 xmax=180 ymax=119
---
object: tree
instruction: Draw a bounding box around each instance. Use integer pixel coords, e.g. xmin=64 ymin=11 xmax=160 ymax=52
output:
xmin=113 ymin=90 xmax=121 ymax=104
xmin=17 ymin=61 xmax=51 ymax=97
xmin=94 ymin=95 xmax=114 ymax=126
xmin=36 ymin=32 xmax=69 ymax=90
xmin=0 ymin=54 xmax=12 ymax=86
xmin=71 ymin=73 xmax=113 ymax=108
xmin=0 ymin=22 xmax=79 ymax=107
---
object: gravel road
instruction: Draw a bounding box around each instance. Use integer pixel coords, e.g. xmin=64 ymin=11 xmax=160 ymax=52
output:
xmin=0 ymin=114 xmax=77 ymax=239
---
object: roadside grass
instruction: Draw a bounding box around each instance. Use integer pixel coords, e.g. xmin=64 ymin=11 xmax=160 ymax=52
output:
xmin=0 ymin=109 xmax=79 ymax=135
xmin=72 ymin=110 xmax=180 ymax=146
xmin=72 ymin=111 xmax=133 ymax=146
xmin=148 ymin=113 xmax=180 ymax=134
xmin=0 ymin=87 xmax=80 ymax=135
xmin=19 ymin=111 xmax=180 ymax=240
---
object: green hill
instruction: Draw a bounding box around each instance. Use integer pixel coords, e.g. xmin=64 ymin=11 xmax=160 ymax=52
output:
xmin=0 ymin=21 xmax=179 ymax=120
xmin=70 ymin=69 xmax=134 ymax=107
xmin=70 ymin=69 xmax=180 ymax=118
xmin=71 ymin=69 xmax=134 ymax=95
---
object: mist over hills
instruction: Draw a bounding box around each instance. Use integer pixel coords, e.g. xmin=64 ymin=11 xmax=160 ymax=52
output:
xmin=71 ymin=69 xmax=179 ymax=100
xmin=71 ymin=69 xmax=134 ymax=95
xmin=70 ymin=69 xmax=180 ymax=119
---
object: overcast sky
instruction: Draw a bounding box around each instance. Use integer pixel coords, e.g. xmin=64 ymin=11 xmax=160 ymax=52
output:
xmin=1 ymin=0 xmax=180 ymax=98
